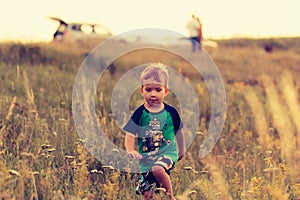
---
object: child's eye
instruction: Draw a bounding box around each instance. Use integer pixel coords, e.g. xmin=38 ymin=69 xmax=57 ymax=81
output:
xmin=156 ymin=88 xmax=162 ymax=92
xmin=145 ymin=88 xmax=152 ymax=92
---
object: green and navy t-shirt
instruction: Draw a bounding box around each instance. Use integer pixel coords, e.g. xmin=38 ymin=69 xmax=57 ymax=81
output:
xmin=123 ymin=103 xmax=183 ymax=172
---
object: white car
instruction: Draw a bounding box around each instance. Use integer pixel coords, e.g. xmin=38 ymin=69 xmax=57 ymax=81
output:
xmin=49 ymin=17 xmax=112 ymax=42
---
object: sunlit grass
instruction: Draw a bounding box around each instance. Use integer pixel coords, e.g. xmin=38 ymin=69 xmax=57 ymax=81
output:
xmin=0 ymin=38 xmax=300 ymax=199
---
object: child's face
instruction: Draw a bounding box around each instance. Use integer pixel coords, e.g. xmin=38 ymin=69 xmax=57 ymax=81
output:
xmin=140 ymin=83 xmax=168 ymax=107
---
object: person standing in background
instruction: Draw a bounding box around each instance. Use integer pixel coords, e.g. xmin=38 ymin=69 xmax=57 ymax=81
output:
xmin=196 ymin=16 xmax=203 ymax=47
xmin=186 ymin=14 xmax=202 ymax=52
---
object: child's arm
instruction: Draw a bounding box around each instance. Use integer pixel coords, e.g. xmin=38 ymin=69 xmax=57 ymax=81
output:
xmin=125 ymin=133 xmax=143 ymax=160
xmin=175 ymin=129 xmax=185 ymax=161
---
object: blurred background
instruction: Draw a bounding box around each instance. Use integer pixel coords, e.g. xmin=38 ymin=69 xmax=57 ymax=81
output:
xmin=0 ymin=0 xmax=299 ymax=42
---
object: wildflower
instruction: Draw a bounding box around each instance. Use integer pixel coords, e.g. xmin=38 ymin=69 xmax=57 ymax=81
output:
xmin=41 ymin=144 xmax=52 ymax=149
xmin=265 ymin=150 xmax=272 ymax=155
xmin=9 ymin=169 xmax=21 ymax=176
xmin=251 ymin=176 xmax=264 ymax=192
xmin=264 ymin=157 xmax=273 ymax=168
xmin=59 ymin=118 xmax=66 ymax=122
xmin=77 ymin=138 xmax=88 ymax=143
xmin=65 ymin=155 xmax=75 ymax=161
xmin=184 ymin=166 xmax=193 ymax=171
xmin=278 ymin=163 xmax=286 ymax=172
xmin=156 ymin=187 xmax=166 ymax=193
xmin=112 ymin=148 xmax=119 ymax=153
xmin=108 ymin=113 xmax=115 ymax=117
xmin=196 ymin=131 xmax=204 ymax=135
xmin=90 ymin=169 xmax=103 ymax=174
xmin=102 ymin=165 xmax=114 ymax=170
xmin=234 ymin=81 xmax=245 ymax=94
xmin=47 ymin=148 xmax=56 ymax=153
xmin=188 ymin=190 xmax=197 ymax=195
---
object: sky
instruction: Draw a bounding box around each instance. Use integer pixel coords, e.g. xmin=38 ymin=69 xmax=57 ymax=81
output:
xmin=0 ymin=0 xmax=299 ymax=42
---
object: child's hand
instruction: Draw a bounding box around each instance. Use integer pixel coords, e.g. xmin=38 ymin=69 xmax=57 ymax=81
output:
xmin=178 ymin=152 xmax=184 ymax=161
xmin=127 ymin=151 xmax=143 ymax=160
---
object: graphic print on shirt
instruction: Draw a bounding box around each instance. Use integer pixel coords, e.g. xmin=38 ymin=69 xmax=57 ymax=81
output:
xmin=141 ymin=118 xmax=171 ymax=153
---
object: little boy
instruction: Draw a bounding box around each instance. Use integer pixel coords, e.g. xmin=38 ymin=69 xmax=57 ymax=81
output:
xmin=123 ymin=63 xmax=185 ymax=200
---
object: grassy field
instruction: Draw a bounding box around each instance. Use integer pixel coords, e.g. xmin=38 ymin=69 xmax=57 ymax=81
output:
xmin=0 ymin=37 xmax=300 ymax=199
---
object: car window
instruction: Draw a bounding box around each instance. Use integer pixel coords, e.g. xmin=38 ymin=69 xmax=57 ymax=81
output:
xmin=71 ymin=24 xmax=81 ymax=31
xmin=58 ymin=24 xmax=67 ymax=32
xmin=81 ymin=25 xmax=93 ymax=34
xmin=94 ymin=25 xmax=110 ymax=35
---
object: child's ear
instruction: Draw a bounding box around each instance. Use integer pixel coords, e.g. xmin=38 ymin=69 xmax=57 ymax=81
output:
xmin=164 ymin=87 xmax=169 ymax=95
xmin=140 ymin=86 xmax=143 ymax=93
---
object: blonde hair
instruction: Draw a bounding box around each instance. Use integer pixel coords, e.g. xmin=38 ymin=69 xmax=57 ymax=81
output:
xmin=140 ymin=63 xmax=169 ymax=87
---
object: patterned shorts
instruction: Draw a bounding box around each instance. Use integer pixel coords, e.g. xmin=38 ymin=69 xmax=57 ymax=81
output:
xmin=135 ymin=155 xmax=174 ymax=195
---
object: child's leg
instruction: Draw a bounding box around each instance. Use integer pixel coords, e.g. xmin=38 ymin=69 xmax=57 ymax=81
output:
xmin=136 ymin=173 xmax=156 ymax=199
xmin=143 ymin=190 xmax=156 ymax=200
xmin=152 ymin=165 xmax=175 ymax=199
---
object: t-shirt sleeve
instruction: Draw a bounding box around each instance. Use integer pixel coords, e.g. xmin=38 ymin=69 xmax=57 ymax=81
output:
xmin=173 ymin=109 xmax=183 ymax=131
xmin=165 ymin=104 xmax=183 ymax=131
xmin=123 ymin=106 xmax=143 ymax=136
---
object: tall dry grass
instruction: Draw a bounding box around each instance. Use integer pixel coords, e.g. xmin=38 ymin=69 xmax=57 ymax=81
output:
xmin=242 ymin=85 xmax=270 ymax=148
xmin=259 ymin=74 xmax=296 ymax=165
xmin=278 ymin=71 xmax=300 ymax=148
xmin=0 ymin=38 xmax=300 ymax=199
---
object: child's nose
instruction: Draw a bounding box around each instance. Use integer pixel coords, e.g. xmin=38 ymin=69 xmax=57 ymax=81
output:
xmin=150 ymin=91 xmax=157 ymax=96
